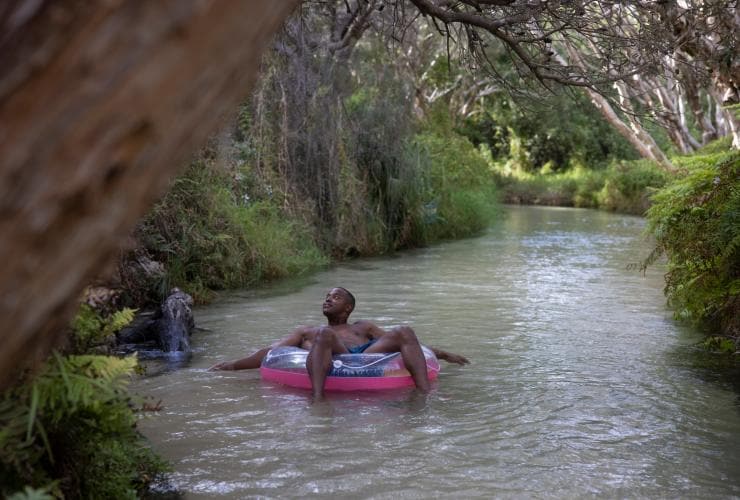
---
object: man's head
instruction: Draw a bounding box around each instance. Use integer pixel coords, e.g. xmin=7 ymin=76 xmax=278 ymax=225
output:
xmin=322 ymin=287 xmax=355 ymax=319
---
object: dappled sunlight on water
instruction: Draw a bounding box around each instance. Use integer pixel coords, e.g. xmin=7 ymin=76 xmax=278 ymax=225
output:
xmin=134 ymin=206 xmax=740 ymax=498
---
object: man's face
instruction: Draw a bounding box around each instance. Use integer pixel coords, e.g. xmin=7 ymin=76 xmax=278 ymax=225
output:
xmin=322 ymin=288 xmax=352 ymax=316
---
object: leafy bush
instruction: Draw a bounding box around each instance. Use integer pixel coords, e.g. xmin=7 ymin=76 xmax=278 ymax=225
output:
xmin=345 ymin=82 xmax=428 ymax=251
xmin=644 ymin=145 xmax=739 ymax=340
xmin=135 ymin=160 xmax=328 ymax=302
xmin=597 ymin=160 xmax=670 ymax=214
xmin=412 ymin=130 xmax=499 ymax=241
xmin=0 ymin=354 xmax=165 ymax=499
xmin=491 ymin=156 xmax=669 ymax=215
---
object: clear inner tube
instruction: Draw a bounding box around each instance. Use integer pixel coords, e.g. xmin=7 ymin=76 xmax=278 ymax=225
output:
xmin=261 ymin=345 xmax=440 ymax=378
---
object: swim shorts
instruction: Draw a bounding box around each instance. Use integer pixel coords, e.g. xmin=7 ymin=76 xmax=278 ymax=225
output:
xmin=347 ymin=340 xmax=377 ymax=354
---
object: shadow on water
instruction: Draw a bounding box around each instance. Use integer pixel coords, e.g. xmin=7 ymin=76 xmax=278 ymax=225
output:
xmin=220 ymin=274 xmax=321 ymax=303
xmin=668 ymin=325 xmax=740 ymax=409
xmin=259 ymin=382 xmax=433 ymax=411
xmin=115 ymin=343 xmax=195 ymax=377
xmin=137 ymin=355 xmax=193 ymax=377
xmin=685 ymin=348 xmax=740 ymax=405
xmin=143 ymin=479 xmax=186 ymax=500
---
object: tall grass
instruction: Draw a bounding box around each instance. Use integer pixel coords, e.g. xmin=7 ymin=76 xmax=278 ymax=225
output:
xmin=132 ymin=159 xmax=328 ymax=303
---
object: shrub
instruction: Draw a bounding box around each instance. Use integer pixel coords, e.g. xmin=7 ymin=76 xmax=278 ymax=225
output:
xmin=597 ymin=160 xmax=670 ymax=214
xmin=69 ymin=304 xmax=135 ymax=354
xmin=644 ymin=145 xmax=739 ymax=340
xmin=412 ymin=131 xmax=499 ymax=241
xmin=491 ymin=155 xmax=671 ymax=215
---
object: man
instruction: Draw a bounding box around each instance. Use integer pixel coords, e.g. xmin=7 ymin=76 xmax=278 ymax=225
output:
xmin=210 ymin=287 xmax=469 ymax=398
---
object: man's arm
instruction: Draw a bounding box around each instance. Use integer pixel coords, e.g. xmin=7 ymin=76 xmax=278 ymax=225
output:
xmin=208 ymin=347 xmax=271 ymax=371
xmin=430 ymin=347 xmax=470 ymax=365
xmin=356 ymin=320 xmax=470 ymax=365
xmin=208 ymin=326 xmax=315 ymax=371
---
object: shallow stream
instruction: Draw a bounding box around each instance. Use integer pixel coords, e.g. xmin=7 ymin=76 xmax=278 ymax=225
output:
xmin=135 ymin=206 xmax=740 ymax=498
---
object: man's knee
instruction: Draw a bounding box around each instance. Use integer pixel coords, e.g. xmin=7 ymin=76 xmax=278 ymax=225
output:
xmin=390 ymin=326 xmax=418 ymax=343
xmin=314 ymin=327 xmax=338 ymax=346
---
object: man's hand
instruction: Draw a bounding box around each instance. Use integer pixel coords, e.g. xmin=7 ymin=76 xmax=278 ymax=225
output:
xmin=442 ymin=352 xmax=470 ymax=365
xmin=432 ymin=348 xmax=470 ymax=365
xmin=208 ymin=360 xmax=236 ymax=371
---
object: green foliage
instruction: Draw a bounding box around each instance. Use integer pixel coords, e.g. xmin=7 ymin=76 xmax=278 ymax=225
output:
xmin=458 ymin=91 xmax=638 ymax=172
xmin=0 ymin=354 xmax=165 ymax=499
xmin=137 ymin=160 xmax=328 ymax=302
xmin=69 ymin=304 xmax=135 ymax=354
xmin=345 ymin=72 xmax=428 ymax=251
xmin=341 ymin=69 xmax=500 ymax=251
xmin=412 ymin=131 xmax=499 ymax=240
xmin=597 ymin=160 xmax=671 ymax=214
xmin=491 ymin=156 xmax=669 ymax=215
xmin=645 ymin=144 xmax=739 ymax=340
xmin=701 ymin=336 xmax=737 ymax=354
xmin=7 ymin=485 xmax=54 ymax=500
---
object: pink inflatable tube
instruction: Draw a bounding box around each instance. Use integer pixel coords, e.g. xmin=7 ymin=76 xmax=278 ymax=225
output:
xmin=260 ymin=345 xmax=440 ymax=391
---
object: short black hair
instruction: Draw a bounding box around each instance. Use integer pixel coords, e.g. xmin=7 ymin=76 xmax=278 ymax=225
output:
xmin=336 ymin=287 xmax=355 ymax=310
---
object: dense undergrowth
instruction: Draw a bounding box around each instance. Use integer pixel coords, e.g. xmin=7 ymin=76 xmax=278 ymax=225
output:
xmin=1 ymin=305 xmax=164 ymax=499
xmin=118 ymin=48 xmax=500 ymax=307
xmin=0 ymin=354 xmax=164 ymax=499
xmin=644 ymin=140 xmax=739 ymax=346
xmin=456 ymin=91 xmax=671 ymax=215
xmin=122 ymin=125 xmax=499 ymax=305
xmin=131 ymin=156 xmax=329 ymax=304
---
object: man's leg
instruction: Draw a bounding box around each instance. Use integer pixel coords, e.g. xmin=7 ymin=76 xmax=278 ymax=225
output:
xmin=306 ymin=327 xmax=349 ymax=398
xmin=364 ymin=326 xmax=430 ymax=392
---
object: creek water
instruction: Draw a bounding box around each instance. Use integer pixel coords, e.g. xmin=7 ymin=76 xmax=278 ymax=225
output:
xmin=135 ymin=206 xmax=740 ymax=499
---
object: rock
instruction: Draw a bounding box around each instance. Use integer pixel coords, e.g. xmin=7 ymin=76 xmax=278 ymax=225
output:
xmin=116 ymin=288 xmax=194 ymax=354
xmin=155 ymin=288 xmax=194 ymax=353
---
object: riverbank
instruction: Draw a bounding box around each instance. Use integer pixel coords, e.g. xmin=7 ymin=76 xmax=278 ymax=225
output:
xmin=491 ymin=157 xmax=670 ymax=215
xmin=115 ymin=125 xmax=499 ymax=308
xmin=643 ymin=142 xmax=739 ymax=344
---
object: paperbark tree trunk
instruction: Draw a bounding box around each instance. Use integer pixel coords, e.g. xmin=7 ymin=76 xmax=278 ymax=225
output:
xmin=0 ymin=0 xmax=298 ymax=389
xmin=583 ymin=85 xmax=676 ymax=174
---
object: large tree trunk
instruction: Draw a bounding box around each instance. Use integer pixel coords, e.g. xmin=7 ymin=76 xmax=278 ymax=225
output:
xmin=0 ymin=0 xmax=299 ymax=389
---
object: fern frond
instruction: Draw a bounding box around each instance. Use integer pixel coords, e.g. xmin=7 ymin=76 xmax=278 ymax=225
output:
xmin=721 ymin=234 xmax=740 ymax=262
